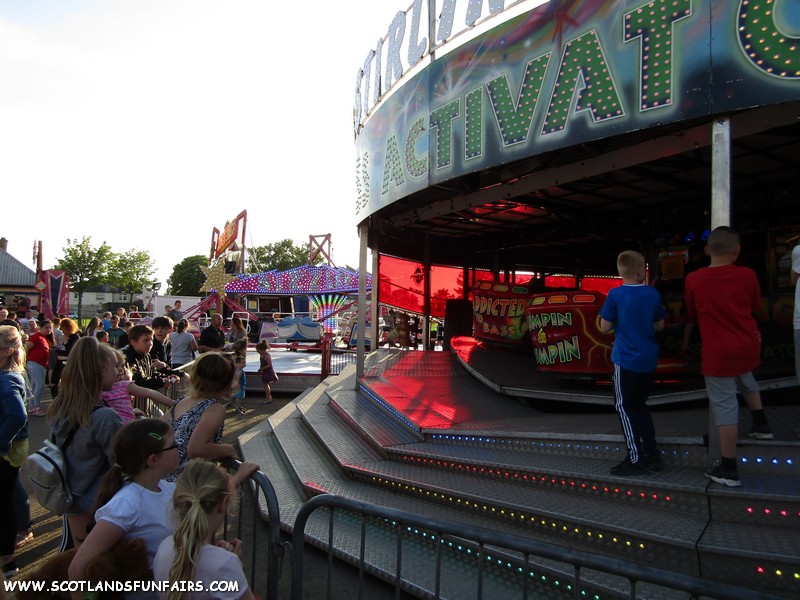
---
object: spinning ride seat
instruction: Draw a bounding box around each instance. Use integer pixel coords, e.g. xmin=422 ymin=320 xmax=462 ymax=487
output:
xmin=526 ymin=290 xmax=687 ymax=378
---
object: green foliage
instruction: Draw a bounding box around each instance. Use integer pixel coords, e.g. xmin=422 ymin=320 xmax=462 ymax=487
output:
xmin=109 ymin=249 xmax=156 ymax=298
xmin=168 ymin=255 xmax=207 ymax=296
xmin=246 ymin=239 xmax=322 ymax=273
xmin=54 ymin=237 xmax=113 ymax=319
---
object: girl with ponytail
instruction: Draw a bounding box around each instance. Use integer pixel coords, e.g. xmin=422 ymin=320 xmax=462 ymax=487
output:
xmin=68 ymin=418 xmax=181 ymax=600
xmin=153 ymin=459 xmax=258 ymax=600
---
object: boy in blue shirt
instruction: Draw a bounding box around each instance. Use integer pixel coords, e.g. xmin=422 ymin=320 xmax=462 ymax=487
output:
xmin=599 ymin=250 xmax=665 ymax=475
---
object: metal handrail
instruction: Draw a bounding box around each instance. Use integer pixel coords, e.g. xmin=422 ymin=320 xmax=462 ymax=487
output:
xmin=291 ymin=493 xmax=784 ymax=600
xmin=219 ymin=457 xmax=286 ymax=600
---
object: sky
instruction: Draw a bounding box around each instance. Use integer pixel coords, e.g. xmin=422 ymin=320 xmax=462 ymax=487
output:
xmin=0 ymin=0 xmax=406 ymax=286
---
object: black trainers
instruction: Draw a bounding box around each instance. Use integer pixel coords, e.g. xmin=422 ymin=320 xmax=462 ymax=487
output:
xmin=609 ymin=458 xmax=648 ymax=476
xmin=748 ymin=424 xmax=774 ymax=440
xmin=644 ymin=452 xmax=665 ymax=472
xmin=705 ymin=462 xmax=741 ymax=487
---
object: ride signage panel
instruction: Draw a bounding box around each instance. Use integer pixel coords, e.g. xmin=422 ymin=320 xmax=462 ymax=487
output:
xmin=355 ymin=0 xmax=800 ymax=219
xmin=526 ymin=291 xmax=613 ymax=375
xmin=472 ymin=281 xmax=533 ymax=348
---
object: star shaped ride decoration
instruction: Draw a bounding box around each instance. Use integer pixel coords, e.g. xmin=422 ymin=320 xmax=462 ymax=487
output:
xmin=199 ymin=259 xmax=236 ymax=298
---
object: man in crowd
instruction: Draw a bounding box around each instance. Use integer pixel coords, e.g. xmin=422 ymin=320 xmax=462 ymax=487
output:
xmin=198 ymin=313 xmax=225 ymax=353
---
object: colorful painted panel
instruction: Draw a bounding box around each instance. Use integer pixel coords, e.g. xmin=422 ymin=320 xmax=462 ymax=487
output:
xmin=356 ymin=0 xmax=800 ymax=218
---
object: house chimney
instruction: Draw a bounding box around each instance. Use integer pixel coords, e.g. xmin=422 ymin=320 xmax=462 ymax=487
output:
xmin=0 ymin=238 xmax=7 ymax=251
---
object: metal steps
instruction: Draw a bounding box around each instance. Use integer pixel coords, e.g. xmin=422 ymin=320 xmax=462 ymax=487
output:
xmin=239 ymin=366 xmax=800 ymax=598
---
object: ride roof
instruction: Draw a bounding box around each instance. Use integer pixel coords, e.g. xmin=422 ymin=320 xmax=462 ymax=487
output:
xmin=224 ymin=264 xmax=371 ymax=296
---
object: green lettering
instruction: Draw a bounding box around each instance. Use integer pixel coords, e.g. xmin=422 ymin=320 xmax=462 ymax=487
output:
xmin=430 ymin=99 xmax=460 ymax=169
xmin=542 ymin=30 xmax=624 ymax=136
xmin=486 ymin=53 xmax=551 ymax=146
xmin=624 ymin=0 xmax=692 ymax=110
xmin=381 ymin=134 xmax=405 ymax=195
xmin=737 ymin=0 xmax=800 ymax=78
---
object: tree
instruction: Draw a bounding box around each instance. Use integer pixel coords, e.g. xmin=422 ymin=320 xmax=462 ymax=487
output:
xmin=109 ymin=249 xmax=156 ymax=301
xmin=54 ymin=237 xmax=113 ymax=320
xmin=246 ymin=239 xmax=322 ymax=273
xmin=168 ymin=255 xmax=207 ymax=296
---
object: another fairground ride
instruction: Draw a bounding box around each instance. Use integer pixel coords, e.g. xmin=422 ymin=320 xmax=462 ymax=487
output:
xmin=179 ymin=218 xmax=373 ymax=350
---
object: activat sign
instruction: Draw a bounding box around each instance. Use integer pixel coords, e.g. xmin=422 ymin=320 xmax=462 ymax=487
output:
xmin=355 ymin=0 xmax=800 ymax=218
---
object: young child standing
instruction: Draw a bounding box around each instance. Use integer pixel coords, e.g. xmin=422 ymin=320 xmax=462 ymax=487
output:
xmin=256 ymin=340 xmax=276 ymax=404
xmin=102 ymin=348 xmax=176 ymax=423
xmin=164 ymin=353 xmax=240 ymax=482
xmin=228 ymin=354 xmax=247 ymax=415
xmin=683 ymin=226 xmax=772 ymax=487
xmin=599 ymin=250 xmax=665 ymax=476
xmin=153 ymin=459 xmax=259 ymax=600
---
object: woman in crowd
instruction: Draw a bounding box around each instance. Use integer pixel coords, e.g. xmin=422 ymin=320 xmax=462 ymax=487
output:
xmin=169 ymin=319 xmax=198 ymax=369
xmin=50 ymin=318 xmax=80 ymax=397
xmin=0 ymin=326 xmax=28 ymax=578
xmin=226 ymin=317 xmax=248 ymax=346
xmin=48 ymin=337 xmax=122 ymax=549
xmin=24 ymin=320 xmax=53 ymax=416
xmin=84 ymin=317 xmax=102 ymax=338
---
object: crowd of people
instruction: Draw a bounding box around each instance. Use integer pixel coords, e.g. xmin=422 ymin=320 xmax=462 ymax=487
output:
xmin=0 ymin=301 xmax=270 ymax=599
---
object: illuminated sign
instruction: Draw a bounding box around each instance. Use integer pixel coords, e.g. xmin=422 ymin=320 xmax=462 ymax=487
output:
xmin=210 ymin=210 xmax=247 ymax=261
xmin=355 ymin=0 xmax=800 ymax=219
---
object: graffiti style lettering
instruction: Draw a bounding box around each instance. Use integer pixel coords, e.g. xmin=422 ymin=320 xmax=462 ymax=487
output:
xmin=473 ymin=295 xmax=529 ymax=317
xmin=534 ymin=335 xmax=581 ymax=365
xmin=528 ymin=312 xmax=573 ymax=329
xmin=482 ymin=321 xmax=517 ymax=338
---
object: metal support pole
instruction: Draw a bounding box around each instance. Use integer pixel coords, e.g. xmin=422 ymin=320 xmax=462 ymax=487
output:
xmin=711 ymin=118 xmax=731 ymax=229
xmin=356 ymin=222 xmax=368 ymax=382
xmin=428 ymin=0 xmax=436 ymax=56
xmin=708 ymin=117 xmax=732 ymax=456
xmin=423 ymin=237 xmax=431 ymax=351
xmin=370 ymin=248 xmax=379 ymax=352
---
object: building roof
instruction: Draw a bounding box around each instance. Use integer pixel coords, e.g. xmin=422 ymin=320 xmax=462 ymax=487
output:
xmin=0 ymin=247 xmax=36 ymax=288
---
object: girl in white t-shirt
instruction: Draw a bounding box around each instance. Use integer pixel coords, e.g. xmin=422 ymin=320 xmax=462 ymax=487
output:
xmin=153 ymin=459 xmax=259 ymax=600
xmin=68 ymin=418 xmax=181 ymax=599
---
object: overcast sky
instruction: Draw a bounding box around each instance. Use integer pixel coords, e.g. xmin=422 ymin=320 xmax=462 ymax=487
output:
xmin=0 ymin=0 xmax=405 ymax=285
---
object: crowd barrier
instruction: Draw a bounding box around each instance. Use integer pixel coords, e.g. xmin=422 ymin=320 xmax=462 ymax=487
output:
xmin=218 ymin=458 xmax=286 ymax=600
xmin=289 ymin=494 xmax=783 ymax=600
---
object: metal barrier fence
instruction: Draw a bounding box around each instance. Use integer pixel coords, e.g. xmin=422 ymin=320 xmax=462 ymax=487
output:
xmin=218 ymin=457 xmax=286 ymax=600
xmin=327 ymin=348 xmax=358 ymax=376
xmin=290 ymin=494 xmax=783 ymax=600
xmin=132 ymin=374 xmax=184 ymax=417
